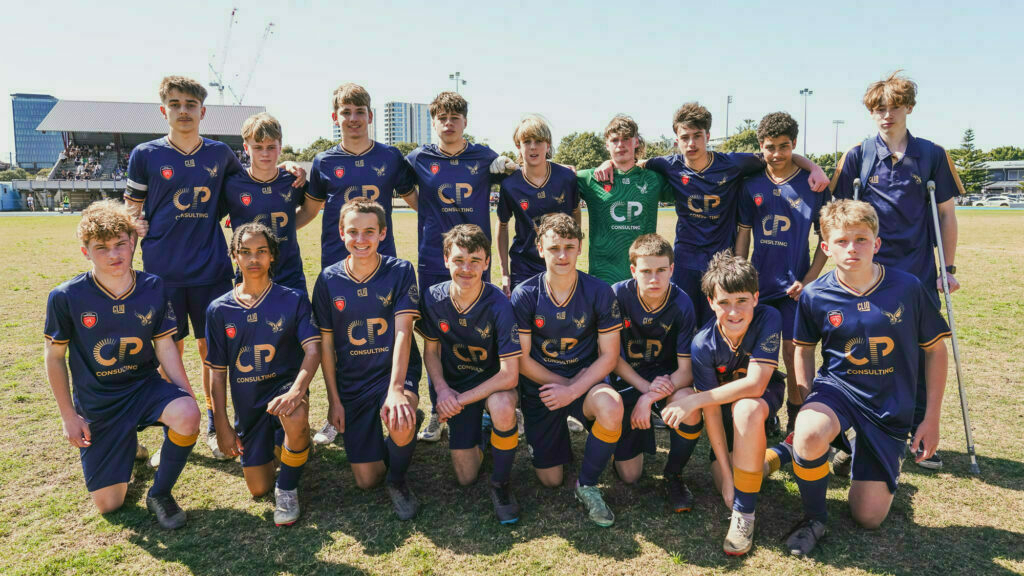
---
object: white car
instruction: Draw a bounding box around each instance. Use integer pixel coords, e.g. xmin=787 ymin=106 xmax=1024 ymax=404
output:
xmin=981 ymin=195 xmax=1011 ymax=206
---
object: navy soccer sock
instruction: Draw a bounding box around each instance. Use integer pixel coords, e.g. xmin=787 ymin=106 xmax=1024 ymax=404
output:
xmin=578 ymin=421 xmax=620 ymax=487
xmin=149 ymin=426 xmax=197 ymax=497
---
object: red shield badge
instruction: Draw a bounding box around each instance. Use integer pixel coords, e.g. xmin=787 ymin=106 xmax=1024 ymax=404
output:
xmin=81 ymin=312 xmax=97 ymax=329
xmin=717 ymin=365 xmax=726 ymax=373
xmin=753 ymin=194 xmax=763 ymax=207
xmin=430 ymin=162 xmax=440 ymax=175
xmin=603 ymin=184 xmax=612 ymax=192
xmin=225 ymin=324 xmax=237 ymax=338
xmin=334 ymin=167 xmax=345 ymax=179
xmin=681 ymin=174 xmax=690 ymax=185
xmin=161 ymin=166 xmax=174 ymax=180
xmin=240 ymin=193 xmax=252 ymax=207
xmin=439 ymin=320 xmax=450 ymax=333
xmin=624 ymin=318 xmax=631 ymax=328
xmin=333 ymin=297 xmax=346 ymax=312
xmin=534 ymin=316 xmax=545 ymax=329
xmin=828 ymin=310 xmax=844 ymax=328
xmin=520 ymin=199 xmax=529 ymax=211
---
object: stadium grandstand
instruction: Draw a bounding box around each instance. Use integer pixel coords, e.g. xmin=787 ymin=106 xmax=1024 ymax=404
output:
xmin=10 ymin=100 xmax=263 ymax=211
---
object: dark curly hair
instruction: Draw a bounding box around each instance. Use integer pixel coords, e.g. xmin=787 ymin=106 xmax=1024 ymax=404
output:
xmin=229 ymin=222 xmax=280 ymax=275
xmin=756 ymin=112 xmax=799 ymax=144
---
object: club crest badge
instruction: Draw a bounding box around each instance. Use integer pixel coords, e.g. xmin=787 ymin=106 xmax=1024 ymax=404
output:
xmin=439 ymin=320 xmax=450 ymax=333
xmin=333 ymin=297 xmax=346 ymax=312
xmin=624 ymin=318 xmax=631 ymax=328
xmin=828 ymin=310 xmax=844 ymax=327
xmin=520 ymin=199 xmax=529 ymax=211
xmin=225 ymin=324 xmax=237 ymax=338
xmin=335 ymin=167 xmax=345 ymax=179
xmin=603 ymin=184 xmax=612 ymax=192
xmin=240 ymin=193 xmax=252 ymax=206
xmin=753 ymin=193 xmax=763 ymax=207
xmin=160 ymin=166 xmax=174 ymax=180
xmin=681 ymin=174 xmax=690 ymax=185
xmin=81 ymin=312 xmax=97 ymax=329
xmin=534 ymin=316 xmax=545 ymax=329
xmin=430 ymin=162 xmax=441 ymax=175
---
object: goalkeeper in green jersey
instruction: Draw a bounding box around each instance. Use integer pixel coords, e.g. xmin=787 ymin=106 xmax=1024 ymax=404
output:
xmin=576 ymin=116 xmax=672 ymax=286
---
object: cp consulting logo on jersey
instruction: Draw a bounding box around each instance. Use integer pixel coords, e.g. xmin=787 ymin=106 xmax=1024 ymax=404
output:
xmin=438 ymin=183 xmax=473 ymax=209
xmin=610 ymin=201 xmax=643 ymax=225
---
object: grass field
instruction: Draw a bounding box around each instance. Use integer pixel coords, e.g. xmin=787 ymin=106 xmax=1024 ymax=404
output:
xmin=1 ymin=210 xmax=1022 ymax=576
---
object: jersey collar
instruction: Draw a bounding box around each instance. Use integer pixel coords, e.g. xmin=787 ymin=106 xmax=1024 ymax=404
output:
xmin=339 ymin=141 xmax=375 ymax=156
xmin=89 ymin=270 xmax=137 ymax=301
xmin=835 ymin=264 xmax=886 ymax=297
xmin=450 ymin=282 xmax=484 ymax=315
xmin=344 ymin=253 xmax=382 ymax=284
xmin=232 ymin=282 xmax=273 ymax=309
xmin=166 ymin=136 xmax=203 ymax=156
xmin=542 ymin=272 xmax=578 ymax=308
xmin=636 ymin=282 xmax=670 ymax=314
xmin=523 ymin=162 xmax=552 ymax=189
xmin=247 ymin=167 xmax=279 ymax=184
xmin=438 ymin=141 xmax=469 ymax=158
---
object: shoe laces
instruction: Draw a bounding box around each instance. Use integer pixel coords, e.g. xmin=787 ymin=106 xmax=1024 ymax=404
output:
xmin=276 ymin=489 xmax=297 ymax=510
xmin=731 ymin=513 xmax=754 ymax=538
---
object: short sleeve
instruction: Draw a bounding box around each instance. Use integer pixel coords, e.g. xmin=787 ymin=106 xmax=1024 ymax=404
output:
xmin=829 ymin=147 xmax=859 ymax=198
xmin=153 ymin=281 xmax=177 ymax=340
xmin=394 ymin=262 xmax=420 ymax=317
xmin=394 ymin=149 xmax=417 ymax=196
xmin=748 ymin=307 xmax=782 ymax=367
xmin=916 ymin=281 xmax=951 ymax=349
xmin=594 ymin=282 xmax=623 ymax=334
xmin=793 ymin=289 xmax=821 ymax=347
xmin=728 ymin=152 xmax=766 ymax=176
xmin=126 ymin=147 xmax=148 ymax=201
xmin=307 ymin=156 xmax=327 ymax=202
xmin=737 ymin=181 xmax=755 ymax=228
xmin=43 ymin=288 xmax=73 ymax=344
xmin=494 ymin=297 xmax=522 ymax=358
xmin=311 ymin=272 xmax=334 ymax=333
xmin=496 ymin=182 xmax=513 ymax=223
xmin=510 ymin=284 xmax=534 ymax=334
xmin=224 ymin=149 xmax=243 ymax=177
xmin=931 ymin=146 xmax=966 ymax=203
xmin=644 ymin=156 xmax=671 ymax=177
xmin=654 ymin=171 xmax=673 ymax=203
xmin=295 ymin=296 xmax=321 ymax=347
xmin=203 ymin=304 xmax=228 ymax=371
xmin=674 ymin=292 xmax=697 ymax=357
xmin=691 ymin=340 xmax=718 ymax=392
xmin=415 ymin=297 xmax=439 ymax=341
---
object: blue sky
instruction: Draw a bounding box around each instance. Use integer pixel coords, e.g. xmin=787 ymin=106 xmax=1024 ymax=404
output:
xmin=3 ymin=0 xmax=1021 ymax=162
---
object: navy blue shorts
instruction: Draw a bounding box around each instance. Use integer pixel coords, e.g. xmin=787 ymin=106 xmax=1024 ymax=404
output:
xmin=709 ymin=371 xmax=786 ymax=462
xmin=673 ymin=267 xmax=711 ymax=326
xmin=520 ymin=390 xmax=589 ymax=469
xmin=805 ymin=384 xmax=906 ymax=493
xmin=762 ymin=296 xmax=798 ymax=341
xmin=615 ymin=388 xmax=658 ymax=462
xmin=235 ymin=382 xmax=293 ymax=468
xmin=341 ymin=379 xmax=419 ymax=464
xmin=80 ymin=375 xmax=191 ymax=491
xmin=447 ymin=397 xmax=487 ymax=451
xmin=168 ymin=279 xmax=234 ymax=341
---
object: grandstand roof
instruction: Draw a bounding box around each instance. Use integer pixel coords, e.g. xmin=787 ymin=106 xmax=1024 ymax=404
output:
xmin=35 ymin=100 xmax=265 ymax=136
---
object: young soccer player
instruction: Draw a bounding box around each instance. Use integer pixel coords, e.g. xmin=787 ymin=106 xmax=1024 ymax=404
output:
xmin=124 ymin=76 xmax=305 ymax=461
xmin=312 ymin=198 xmax=422 ymax=520
xmin=205 ymin=223 xmax=321 ymax=526
xmin=610 ymin=234 xmax=698 ymax=512
xmin=406 ymin=91 xmax=504 ymax=443
xmin=785 ymin=200 xmax=949 ymax=556
xmin=306 ymin=84 xmax=420 ymax=445
xmin=661 ymin=251 xmax=787 ymax=556
xmin=44 ymin=200 xmax=200 ymax=529
xmin=497 ymin=115 xmax=580 ymax=295
xmin=576 ymin=115 xmax=670 ymax=286
xmin=595 ymin=103 xmax=828 ymax=325
xmin=222 ymin=113 xmax=319 ymax=295
xmin=417 ymin=224 xmax=523 ymax=523
xmin=830 ymin=71 xmax=963 ymax=470
xmin=511 ymin=213 xmax=624 ymax=527
xmin=735 ymin=112 xmax=828 ymax=437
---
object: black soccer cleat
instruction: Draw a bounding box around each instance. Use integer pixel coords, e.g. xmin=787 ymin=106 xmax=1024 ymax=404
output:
xmin=386 ymin=480 xmax=420 ymax=521
xmin=146 ymin=492 xmax=187 ymax=530
xmin=665 ymin=475 xmax=693 ymax=513
xmin=786 ymin=517 xmax=827 ymax=556
xmin=489 ymin=481 xmax=520 ymax=524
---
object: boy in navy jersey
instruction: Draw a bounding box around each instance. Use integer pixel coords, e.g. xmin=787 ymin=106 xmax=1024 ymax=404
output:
xmin=594 ymin=103 xmax=828 ymax=326
xmin=661 ymin=252 xmax=787 ymax=556
xmin=312 ymin=198 xmax=422 ymax=520
xmin=785 ymin=200 xmax=949 ymax=556
xmin=417 ymin=225 xmax=523 ymax=523
xmin=125 ymin=76 xmax=305 ymax=460
xmin=497 ymin=115 xmax=580 ymax=295
xmin=736 ymin=112 xmax=828 ymax=437
xmin=511 ymin=214 xmax=624 ymax=527
xmin=205 ymin=223 xmax=321 ymax=526
xmin=830 ymin=72 xmax=963 ymax=470
xmin=222 ymin=113 xmax=319 ymax=295
xmin=44 ymin=200 xmax=200 ymax=529
xmin=407 ymin=91 xmax=504 ymax=443
xmin=610 ymin=235 xmax=697 ymax=513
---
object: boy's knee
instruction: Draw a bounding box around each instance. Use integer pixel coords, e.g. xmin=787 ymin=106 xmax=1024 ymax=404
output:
xmin=93 ymin=496 xmax=125 ymax=515
xmin=852 ymin=507 xmax=887 ymax=530
xmin=732 ymin=398 xmax=767 ymax=426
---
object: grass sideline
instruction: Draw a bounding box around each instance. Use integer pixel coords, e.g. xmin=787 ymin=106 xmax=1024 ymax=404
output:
xmin=0 ymin=210 xmax=1021 ymax=576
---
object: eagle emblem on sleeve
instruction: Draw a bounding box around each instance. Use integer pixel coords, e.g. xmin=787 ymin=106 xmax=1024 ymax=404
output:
xmin=136 ymin=307 xmax=155 ymax=327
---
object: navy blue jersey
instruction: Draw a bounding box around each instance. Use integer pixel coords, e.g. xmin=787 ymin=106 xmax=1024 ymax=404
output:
xmin=406 ymin=143 xmax=500 ymax=277
xmin=222 ymin=168 xmax=309 ymax=291
xmin=497 ymin=163 xmax=579 ymax=278
xmin=204 ymin=283 xmax=320 ymax=407
xmin=416 ymin=281 xmax=521 ymax=392
xmin=611 ymin=279 xmax=696 ymax=389
xmin=44 ymin=271 xmax=177 ymax=421
xmin=126 ymin=137 xmax=242 ymax=287
xmin=831 ymin=133 xmax=964 ymax=303
xmin=312 ymin=255 xmax=420 ymax=404
xmin=691 ymin=305 xmax=783 ymax=393
xmin=309 ymin=142 xmax=416 ymax=268
xmin=793 ymin=267 xmax=950 ymax=436
xmin=738 ymin=168 xmax=826 ymax=300
xmin=646 ymin=153 xmax=764 ymax=271
xmin=511 ymin=272 xmax=622 ymax=396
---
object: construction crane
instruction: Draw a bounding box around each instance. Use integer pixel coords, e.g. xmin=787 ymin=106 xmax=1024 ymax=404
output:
xmin=207 ymin=8 xmax=274 ymax=105
xmin=235 ymin=22 xmax=274 ymax=105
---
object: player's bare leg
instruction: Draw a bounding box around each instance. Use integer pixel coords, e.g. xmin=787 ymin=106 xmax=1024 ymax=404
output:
xmin=615 ymin=454 xmax=643 ymax=485
xmin=848 ymin=480 xmax=894 ymax=530
xmin=724 ymin=397 xmax=770 ymax=555
xmin=782 ymin=340 xmax=800 ymax=432
xmin=91 ymin=483 xmax=129 ymax=514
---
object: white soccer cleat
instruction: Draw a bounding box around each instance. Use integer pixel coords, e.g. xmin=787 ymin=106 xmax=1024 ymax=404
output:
xmin=417 ymin=412 xmax=446 ymax=442
xmin=312 ymin=421 xmax=339 ymax=445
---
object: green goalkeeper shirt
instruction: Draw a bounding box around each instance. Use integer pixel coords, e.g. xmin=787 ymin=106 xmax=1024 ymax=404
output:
xmin=577 ymin=166 xmax=671 ymax=285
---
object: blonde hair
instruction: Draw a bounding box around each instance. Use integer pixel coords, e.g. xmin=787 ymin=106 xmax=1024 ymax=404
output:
xmin=78 ymin=199 xmax=136 ymax=245
xmin=863 ymin=71 xmax=917 ymax=111
xmin=241 ymin=112 xmax=282 ymax=143
xmin=332 ymin=83 xmax=372 ymax=112
xmin=159 ymin=76 xmax=207 ymax=104
xmin=819 ymin=199 xmax=879 ymax=241
xmin=535 ymin=213 xmax=583 ymax=243
xmin=604 ymin=115 xmax=646 ymax=160
xmin=513 ymin=115 xmax=553 ymax=162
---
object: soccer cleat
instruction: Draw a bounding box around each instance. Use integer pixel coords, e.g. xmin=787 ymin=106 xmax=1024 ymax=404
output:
xmin=567 ymin=416 xmax=585 ymax=433
xmin=312 ymin=421 xmax=339 ymax=445
xmin=386 ymin=480 xmax=420 ymax=520
xmin=146 ymin=493 xmax=186 ymax=530
xmin=665 ymin=475 xmax=694 ymax=513
xmin=206 ymin=431 xmax=232 ymax=461
xmin=135 ymin=444 xmax=149 ymax=461
xmin=417 ymin=412 xmax=445 ymax=442
xmin=786 ymin=517 xmax=828 ymax=556
xmin=148 ymin=448 xmax=161 ymax=469
xmin=724 ymin=511 xmax=756 ymax=556
xmin=575 ymin=483 xmax=614 ymax=527
xmin=274 ymin=487 xmax=300 ymax=526
xmin=830 ymin=448 xmax=852 ymax=478
xmin=489 ymin=481 xmax=520 ymax=524
xmin=915 ymin=450 xmax=943 ymax=470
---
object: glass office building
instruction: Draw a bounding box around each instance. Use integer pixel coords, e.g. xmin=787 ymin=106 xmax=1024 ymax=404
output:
xmin=383 ymin=102 xmax=431 ymax=146
xmin=11 ymin=94 xmax=63 ymax=170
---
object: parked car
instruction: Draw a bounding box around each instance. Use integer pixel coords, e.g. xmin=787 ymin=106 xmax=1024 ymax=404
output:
xmin=981 ymin=195 xmax=1011 ymax=207
xmin=965 ymin=194 xmax=983 ymax=206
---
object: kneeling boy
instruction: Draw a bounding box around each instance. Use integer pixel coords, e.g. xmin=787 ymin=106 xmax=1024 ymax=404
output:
xmin=785 ymin=200 xmax=949 ymax=556
xmin=44 ymin=200 xmax=200 ymax=529
xmin=205 ymin=223 xmax=321 ymax=526
xmin=417 ymin=224 xmax=523 ymax=523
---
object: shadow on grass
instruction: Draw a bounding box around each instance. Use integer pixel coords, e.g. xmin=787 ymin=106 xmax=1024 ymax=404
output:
xmin=915 ymin=449 xmax=1024 ymax=491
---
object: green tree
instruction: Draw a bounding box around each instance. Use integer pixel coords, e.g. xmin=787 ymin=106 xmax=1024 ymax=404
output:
xmin=718 ymin=120 xmax=759 ymax=153
xmin=279 ymin=145 xmax=298 ymax=162
xmin=806 ymin=153 xmax=838 ymax=180
xmin=553 ymin=132 xmax=609 ymax=170
xmin=463 ymin=133 xmax=477 ymax=144
xmin=950 ymin=129 xmax=990 ymax=193
xmin=642 ymin=136 xmax=675 ymax=159
xmin=987 ymin=145 xmax=1024 ymax=162
xmin=0 ymin=168 xmax=30 ymax=180
xmin=36 ymin=168 xmax=51 ymax=178
xmin=297 ymin=138 xmax=339 ymax=162
xmin=394 ymin=142 xmax=418 ymax=157
xmin=500 ymin=150 xmax=520 ymax=163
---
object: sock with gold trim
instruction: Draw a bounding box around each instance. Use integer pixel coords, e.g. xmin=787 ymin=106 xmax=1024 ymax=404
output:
xmin=732 ymin=466 xmax=763 ymax=514
xmin=490 ymin=426 xmax=518 ymax=484
xmin=578 ymin=421 xmax=620 ymax=487
xmin=665 ymin=421 xmax=703 ymax=477
xmin=793 ymin=451 xmax=830 ymax=522
xmin=149 ymin=426 xmax=197 ymax=497
xmin=277 ymin=443 xmax=309 ymax=491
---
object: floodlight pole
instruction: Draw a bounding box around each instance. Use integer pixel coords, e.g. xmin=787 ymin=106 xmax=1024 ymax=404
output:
xmin=833 ymin=119 xmax=845 ymax=167
xmin=800 ymin=88 xmax=813 ymax=155
xmin=725 ymin=95 xmax=733 ymax=139
xmin=449 ymin=71 xmax=467 ymax=94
